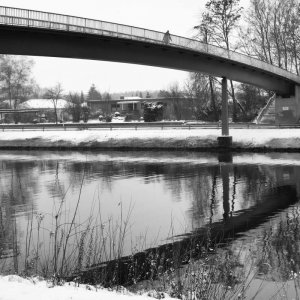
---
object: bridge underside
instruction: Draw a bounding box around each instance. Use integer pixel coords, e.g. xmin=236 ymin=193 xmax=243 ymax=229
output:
xmin=0 ymin=25 xmax=295 ymax=96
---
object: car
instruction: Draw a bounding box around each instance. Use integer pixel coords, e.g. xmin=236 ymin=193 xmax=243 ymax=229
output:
xmin=111 ymin=112 xmax=126 ymax=122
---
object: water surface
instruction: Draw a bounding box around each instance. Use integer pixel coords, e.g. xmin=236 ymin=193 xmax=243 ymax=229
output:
xmin=0 ymin=150 xmax=299 ymax=298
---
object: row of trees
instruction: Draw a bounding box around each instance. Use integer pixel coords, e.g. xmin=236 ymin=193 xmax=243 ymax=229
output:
xmin=0 ymin=55 xmax=113 ymax=123
xmin=157 ymin=78 xmax=267 ymax=122
xmin=240 ymin=0 xmax=300 ymax=74
xmin=34 ymin=84 xmax=103 ymax=123
xmin=0 ymin=54 xmax=162 ymax=123
xmin=189 ymin=0 xmax=300 ymax=122
xmin=152 ymin=0 xmax=272 ymax=122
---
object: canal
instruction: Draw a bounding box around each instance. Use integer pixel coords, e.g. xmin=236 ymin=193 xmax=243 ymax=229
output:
xmin=0 ymin=150 xmax=299 ymax=298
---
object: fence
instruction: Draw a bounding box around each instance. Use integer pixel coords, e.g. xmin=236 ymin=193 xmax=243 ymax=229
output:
xmin=0 ymin=122 xmax=299 ymax=132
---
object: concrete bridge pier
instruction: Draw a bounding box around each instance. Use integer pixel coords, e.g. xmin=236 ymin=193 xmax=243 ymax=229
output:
xmin=218 ymin=77 xmax=232 ymax=148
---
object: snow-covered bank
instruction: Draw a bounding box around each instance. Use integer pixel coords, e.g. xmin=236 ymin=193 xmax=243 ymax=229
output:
xmin=0 ymin=128 xmax=300 ymax=150
xmin=0 ymin=275 xmax=174 ymax=300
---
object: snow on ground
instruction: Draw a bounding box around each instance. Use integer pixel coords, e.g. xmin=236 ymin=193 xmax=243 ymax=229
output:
xmin=0 ymin=275 xmax=174 ymax=300
xmin=0 ymin=128 xmax=299 ymax=149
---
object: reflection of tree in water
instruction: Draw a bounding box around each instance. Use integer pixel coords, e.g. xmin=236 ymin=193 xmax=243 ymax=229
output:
xmin=0 ymin=159 xmax=289 ymax=229
xmin=231 ymin=165 xmax=273 ymax=211
xmin=183 ymin=165 xmax=275 ymax=230
xmin=65 ymin=161 xmax=133 ymax=192
xmin=256 ymin=206 xmax=300 ymax=281
xmin=0 ymin=161 xmax=39 ymax=213
xmin=50 ymin=161 xmax=288 ymax=231
xmin=65 ymin=161 xmax=175 ymax=192
xmin=0 ymin=161 xmax=40 ymax=271
xmin=185 ymin=166 xmax=219 ymax=228
xmin=46 ymin=161 xmax=67 ymax=199
xmin=2 ymin=153 xmax=300 ymax=290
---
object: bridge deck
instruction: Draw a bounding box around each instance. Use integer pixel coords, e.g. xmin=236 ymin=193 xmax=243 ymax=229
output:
xmin=0 ymin=5 xmax=300 ymax=90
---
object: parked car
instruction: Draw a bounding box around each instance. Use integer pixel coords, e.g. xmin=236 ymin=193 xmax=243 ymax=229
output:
xmin=111 ymin=112 xmax=126 ymax=123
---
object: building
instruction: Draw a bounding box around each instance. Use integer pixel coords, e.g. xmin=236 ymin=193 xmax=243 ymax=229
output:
xmin=18 ymin=99 xmax=70 ymax=122
xmin=0 ymin=108 xmax=39 ymax=123
xmin=87 ymin=96 xmax=195 ymax=120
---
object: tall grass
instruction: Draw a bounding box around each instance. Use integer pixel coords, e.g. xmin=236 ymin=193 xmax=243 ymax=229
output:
xmin=2 ymin=200 xmax=300 ymax=300
xmin=127 ymin=240 xmax=259 ymax=300
xmin=1 ymin=177 xmax=300 ymax=300
xmin=0 ymin=169 xmax=134 ymax=285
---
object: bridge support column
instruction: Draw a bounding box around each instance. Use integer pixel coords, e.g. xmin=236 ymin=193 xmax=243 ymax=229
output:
xmin=295 ymin=85 xmax=300 ymax=121
xmin=218 ymin=77 xmax=232 ymax=148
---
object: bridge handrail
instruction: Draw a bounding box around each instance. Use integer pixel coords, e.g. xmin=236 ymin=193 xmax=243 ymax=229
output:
xmin=254 ymin=94 xmax=276 ymax=124
xmin=0 ymin=5 xmax=300 ymax=85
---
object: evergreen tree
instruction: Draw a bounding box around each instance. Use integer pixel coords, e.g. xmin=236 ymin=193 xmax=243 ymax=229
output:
xmin=143 ymin=102 xmax=164 ymax=122
xmin=67 ymin=92 xmax=81 ymax=122
xmin=87 ymin=84 xmax=102 ymax=100
xmin=102 ymin=92 xmax=112 ymax=115
xmin=80 ymin=91 xmax=85 ymax=103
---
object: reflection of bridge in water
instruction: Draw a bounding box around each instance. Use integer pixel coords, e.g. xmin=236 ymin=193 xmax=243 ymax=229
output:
xmin=69 ymin=158 xmax=300 ymax=286
xmin=1 ymin=6 xmax=300 ymax=140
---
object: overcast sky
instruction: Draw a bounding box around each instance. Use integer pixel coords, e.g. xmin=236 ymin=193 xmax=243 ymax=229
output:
xmin=1 ymin=0 xmax=249 ymax=94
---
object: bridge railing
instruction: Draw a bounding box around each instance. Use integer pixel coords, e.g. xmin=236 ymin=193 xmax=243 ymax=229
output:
xmin=0 ymin=6 xmax=300 ymax=84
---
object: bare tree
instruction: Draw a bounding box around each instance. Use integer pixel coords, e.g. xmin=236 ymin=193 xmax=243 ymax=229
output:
xmin=201 ymin=0 xmax=243 ymax=122
xmin=45 ymin=83 xmax=63 ymax=124
xmin=240 ymin=0 xmax=300 ymax=73
xmin=185 ymin=73 xmax=221 ymax=121
xmin=158 ymin=83 xmax=185 ymax=120
xmin=66 ymin=92 xmax=82 ymax=122
xmin=194 ymin=13 xmax=220 ymax=121
xmin=288 ymin=2 xmax=300 ymax=75
xmin=0 ymin=55 xmax=34 ymax=109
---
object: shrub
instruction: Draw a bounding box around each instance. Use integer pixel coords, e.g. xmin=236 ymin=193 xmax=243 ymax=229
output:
xmin=143 ymin=102 xmax=164 ymax=122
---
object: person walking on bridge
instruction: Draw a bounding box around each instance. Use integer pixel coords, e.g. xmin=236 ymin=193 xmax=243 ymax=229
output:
xmin=163 ymin=30 xmax=172 ymax=44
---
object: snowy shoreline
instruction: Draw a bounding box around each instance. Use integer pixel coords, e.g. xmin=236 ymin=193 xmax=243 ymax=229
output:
xmin=0 ymin=128 xmax=299 ymax=151
xmin=0 ymin=275 xmax=172 ymax=300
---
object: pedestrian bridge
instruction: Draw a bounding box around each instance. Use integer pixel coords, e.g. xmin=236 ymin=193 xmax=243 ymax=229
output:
xmin=0 ymin=6 xmax=300 ymax=96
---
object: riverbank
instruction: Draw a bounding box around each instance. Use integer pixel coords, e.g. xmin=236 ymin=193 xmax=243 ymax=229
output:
xmin=0 ymin=128 xmax=299 ymax=151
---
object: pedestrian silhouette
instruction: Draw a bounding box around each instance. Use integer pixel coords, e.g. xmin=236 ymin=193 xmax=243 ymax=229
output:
xmin=163 ymin=30 xmax=172 ymax=44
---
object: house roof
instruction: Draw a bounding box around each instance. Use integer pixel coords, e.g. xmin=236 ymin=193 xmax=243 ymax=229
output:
xmin=124 ymin=96 xmax=142 ymax=100
xmin=18 ymin=99 xmax=68 ymax=109
xmin=118 ymin=101 xmax=140 ymax=104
